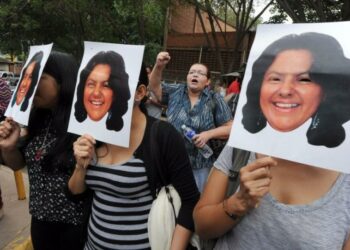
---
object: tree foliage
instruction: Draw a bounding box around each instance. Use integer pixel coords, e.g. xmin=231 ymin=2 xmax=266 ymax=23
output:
xmin=269 ymin=0 xmax=350 ymax=23
xmin=187 ymin=0 xmax=273 ymax=74
xmin=0 ymin=0 xmax=167 ymax=64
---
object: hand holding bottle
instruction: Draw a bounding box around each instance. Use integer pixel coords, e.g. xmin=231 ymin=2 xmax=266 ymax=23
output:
xmin=192 ymin=131 xmax=211 ymax=148
xmin=181 ymin=125 xmax=213 ymax=159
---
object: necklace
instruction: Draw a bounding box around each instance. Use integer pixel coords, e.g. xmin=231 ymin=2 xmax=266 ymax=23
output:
xmin=34 ymin=120 xmax=56 ymax=161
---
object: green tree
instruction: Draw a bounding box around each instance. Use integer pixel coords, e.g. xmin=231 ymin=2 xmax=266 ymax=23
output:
xmin=0 ymin=0 xmax=167 ymax=64
xmin=186 ymin=0 xmax=273 ymax=74
xmin=0 ymin=0 xmax=33 ymax=60
xmin=269 ymin=0 xmax=350 ymax=23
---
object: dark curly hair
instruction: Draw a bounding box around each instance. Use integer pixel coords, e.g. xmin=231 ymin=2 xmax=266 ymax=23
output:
xmin=74 ymin=51 xmax=131 ymax=131
xmin=242 ymin=32 xmax=350 ymax=148
xmin=11 ymin=51 xmax=44 ymax=111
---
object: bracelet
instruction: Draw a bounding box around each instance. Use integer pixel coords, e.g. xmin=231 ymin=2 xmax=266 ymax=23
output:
xmin=223 ymin=199 xmax=240 ymax=221
xmin=75 ymin=164 xmax=85 ymax=170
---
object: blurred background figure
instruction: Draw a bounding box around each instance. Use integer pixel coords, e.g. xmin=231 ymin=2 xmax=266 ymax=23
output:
xmin=226 ymin=72 xmax=241 ymax=96
xmin=0 ymin=78 xmax=12 ymax=122
xmin=0 ymin=78 xmax=12 ymax=220
xmin=145 ymin=64 xmax=165 ymax=119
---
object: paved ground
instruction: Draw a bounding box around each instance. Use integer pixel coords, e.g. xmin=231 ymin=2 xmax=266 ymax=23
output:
xmin=0 ymin=165 xmax=30 ymax=250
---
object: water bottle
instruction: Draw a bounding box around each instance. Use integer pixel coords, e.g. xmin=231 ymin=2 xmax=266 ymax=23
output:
xmin=181 ymin=125 xmax=213 ymax=159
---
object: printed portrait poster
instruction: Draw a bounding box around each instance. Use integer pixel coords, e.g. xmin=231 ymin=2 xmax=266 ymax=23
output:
xmin=5 ymin=44 xmax=53 ymax=126
xmin=68 ymin=41 xmax=145 ymax=147
xmin=228 ymin=21 xmax=350 ymax=173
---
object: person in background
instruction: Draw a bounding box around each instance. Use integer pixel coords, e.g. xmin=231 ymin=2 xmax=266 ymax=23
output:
xmin=0 ymin=78 xmax=12 ymax=122
xmin=145 ymin=65 xmax=164 ymax=119
xmin=149 ymin=52 xmax=232 ymax=192
xmin=0 ymin=78 xmax=12 ymax=220
xmin=214 ymin=80 xmax=226 ymax=98
xmin=0 ymin=51 xmax=85 ymax=250
xmin=68 ymin=64 xmax=200 ymax=249
xmin=146 ymin=89 xmax=164 ymax=119
xmin=193 ymin=145 xmax=350 ymax=250
xmin=226 ymin=73 xmax=241 ymax=96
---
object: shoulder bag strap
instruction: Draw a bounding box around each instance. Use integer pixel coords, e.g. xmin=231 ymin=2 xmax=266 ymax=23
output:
xmin=150 ymin=120 xmax=166 ymax=186
xmin=150 ymin=120 xmax=177 ymax=218
xmin=226 ymin=148 xmax=251 ymax=196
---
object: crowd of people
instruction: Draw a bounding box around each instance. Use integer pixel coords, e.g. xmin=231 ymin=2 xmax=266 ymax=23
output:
xmin=0 ymin=36 xmax=349 ymax=250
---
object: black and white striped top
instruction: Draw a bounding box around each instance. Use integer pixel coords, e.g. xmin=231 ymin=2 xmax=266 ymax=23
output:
xmin=84 ymin=156 xmax=153 ymax=250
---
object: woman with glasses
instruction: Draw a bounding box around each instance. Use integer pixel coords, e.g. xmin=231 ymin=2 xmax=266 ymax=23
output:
xmin=149 ymin=52 xmax=233 ymax=192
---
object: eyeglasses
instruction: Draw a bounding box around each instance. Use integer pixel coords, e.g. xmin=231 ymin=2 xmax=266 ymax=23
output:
xmin=187 ymin=70 xmax=207 ymax=77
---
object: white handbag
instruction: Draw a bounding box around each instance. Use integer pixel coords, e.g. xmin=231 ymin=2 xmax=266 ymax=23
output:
xmin=148 ymin=185 xmax=201 ymax=250
xmin=148 ymin=185 xmax=180 ymax=250
xmin=148 ymin=121 xmax=201 ymax=250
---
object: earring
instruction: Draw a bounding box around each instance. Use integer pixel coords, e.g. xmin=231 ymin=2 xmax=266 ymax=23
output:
xmin=311 ymin=113 xmax=320 ymax=130
xmin=257 ymin=111 xmax=263 ymax=127
xmin=107 ymin=112 xmax=112 ymax=120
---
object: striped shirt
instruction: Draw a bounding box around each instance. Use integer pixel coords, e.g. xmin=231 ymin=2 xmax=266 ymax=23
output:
xmin=85 ymin=156 xmax=153 ymax=250
xmin=162 ymin=83 xmax=232 ymax=169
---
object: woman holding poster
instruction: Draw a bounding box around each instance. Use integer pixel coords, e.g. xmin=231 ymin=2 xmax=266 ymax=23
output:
xmin=193 ymin=145 xmax=350 ymax=250
xmin=68 ymin=65 xmax=200 ymax=249
xmin=0 ymin=52 xmax=85 ymax=250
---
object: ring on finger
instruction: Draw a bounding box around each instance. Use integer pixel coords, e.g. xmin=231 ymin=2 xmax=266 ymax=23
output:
xmin=254 ymin=201 xmax=260 ymax=209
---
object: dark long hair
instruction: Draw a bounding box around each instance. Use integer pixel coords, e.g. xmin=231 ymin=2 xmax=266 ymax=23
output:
xmin=11 ymin=51 xmax=43 ymax=111
xmin=138 ymin=62 xmax=149 ymax=115
xmin=242 ymin=32 xmax=350 ymax=148
xmin=74 ymin=51 xmax=131 ymax=131
xmin=94 ymin=63 xmax=149 ymax=149
xmin=28 ymin=51 xmax=79 ymax=171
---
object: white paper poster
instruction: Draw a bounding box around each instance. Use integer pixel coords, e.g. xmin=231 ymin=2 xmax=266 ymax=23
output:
xmin=5 ymin=44 xmax=53 ymax=126
xmin=68 ymin=41 xmax=145 ymax=147
xmin=228 ymin=21 xmax=350 ymax=173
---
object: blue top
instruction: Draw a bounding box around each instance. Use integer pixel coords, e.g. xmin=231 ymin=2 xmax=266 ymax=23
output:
xmin=162 ymin=83 xmax=232 ymax=169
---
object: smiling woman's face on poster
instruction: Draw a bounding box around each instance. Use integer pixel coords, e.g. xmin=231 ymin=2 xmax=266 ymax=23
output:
xmin=16 ymin=61 xmax=36 ymax=105
xmin=83 ymin=64 xmax=114 ymax=121
xmin=228 ymin=24 xmax=350 ymax=174
xmin=259 ymin=49 xmax=324 ymax=132
xmin=68 ymin=42 xmax=145 ymax=147
xmin=10 ymin=50 xmax=44 ymax=112
xmin=242 ymin=32 xmax=350 ymax=148
xmin=74 ymin=50 xmax=131 ymax=132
